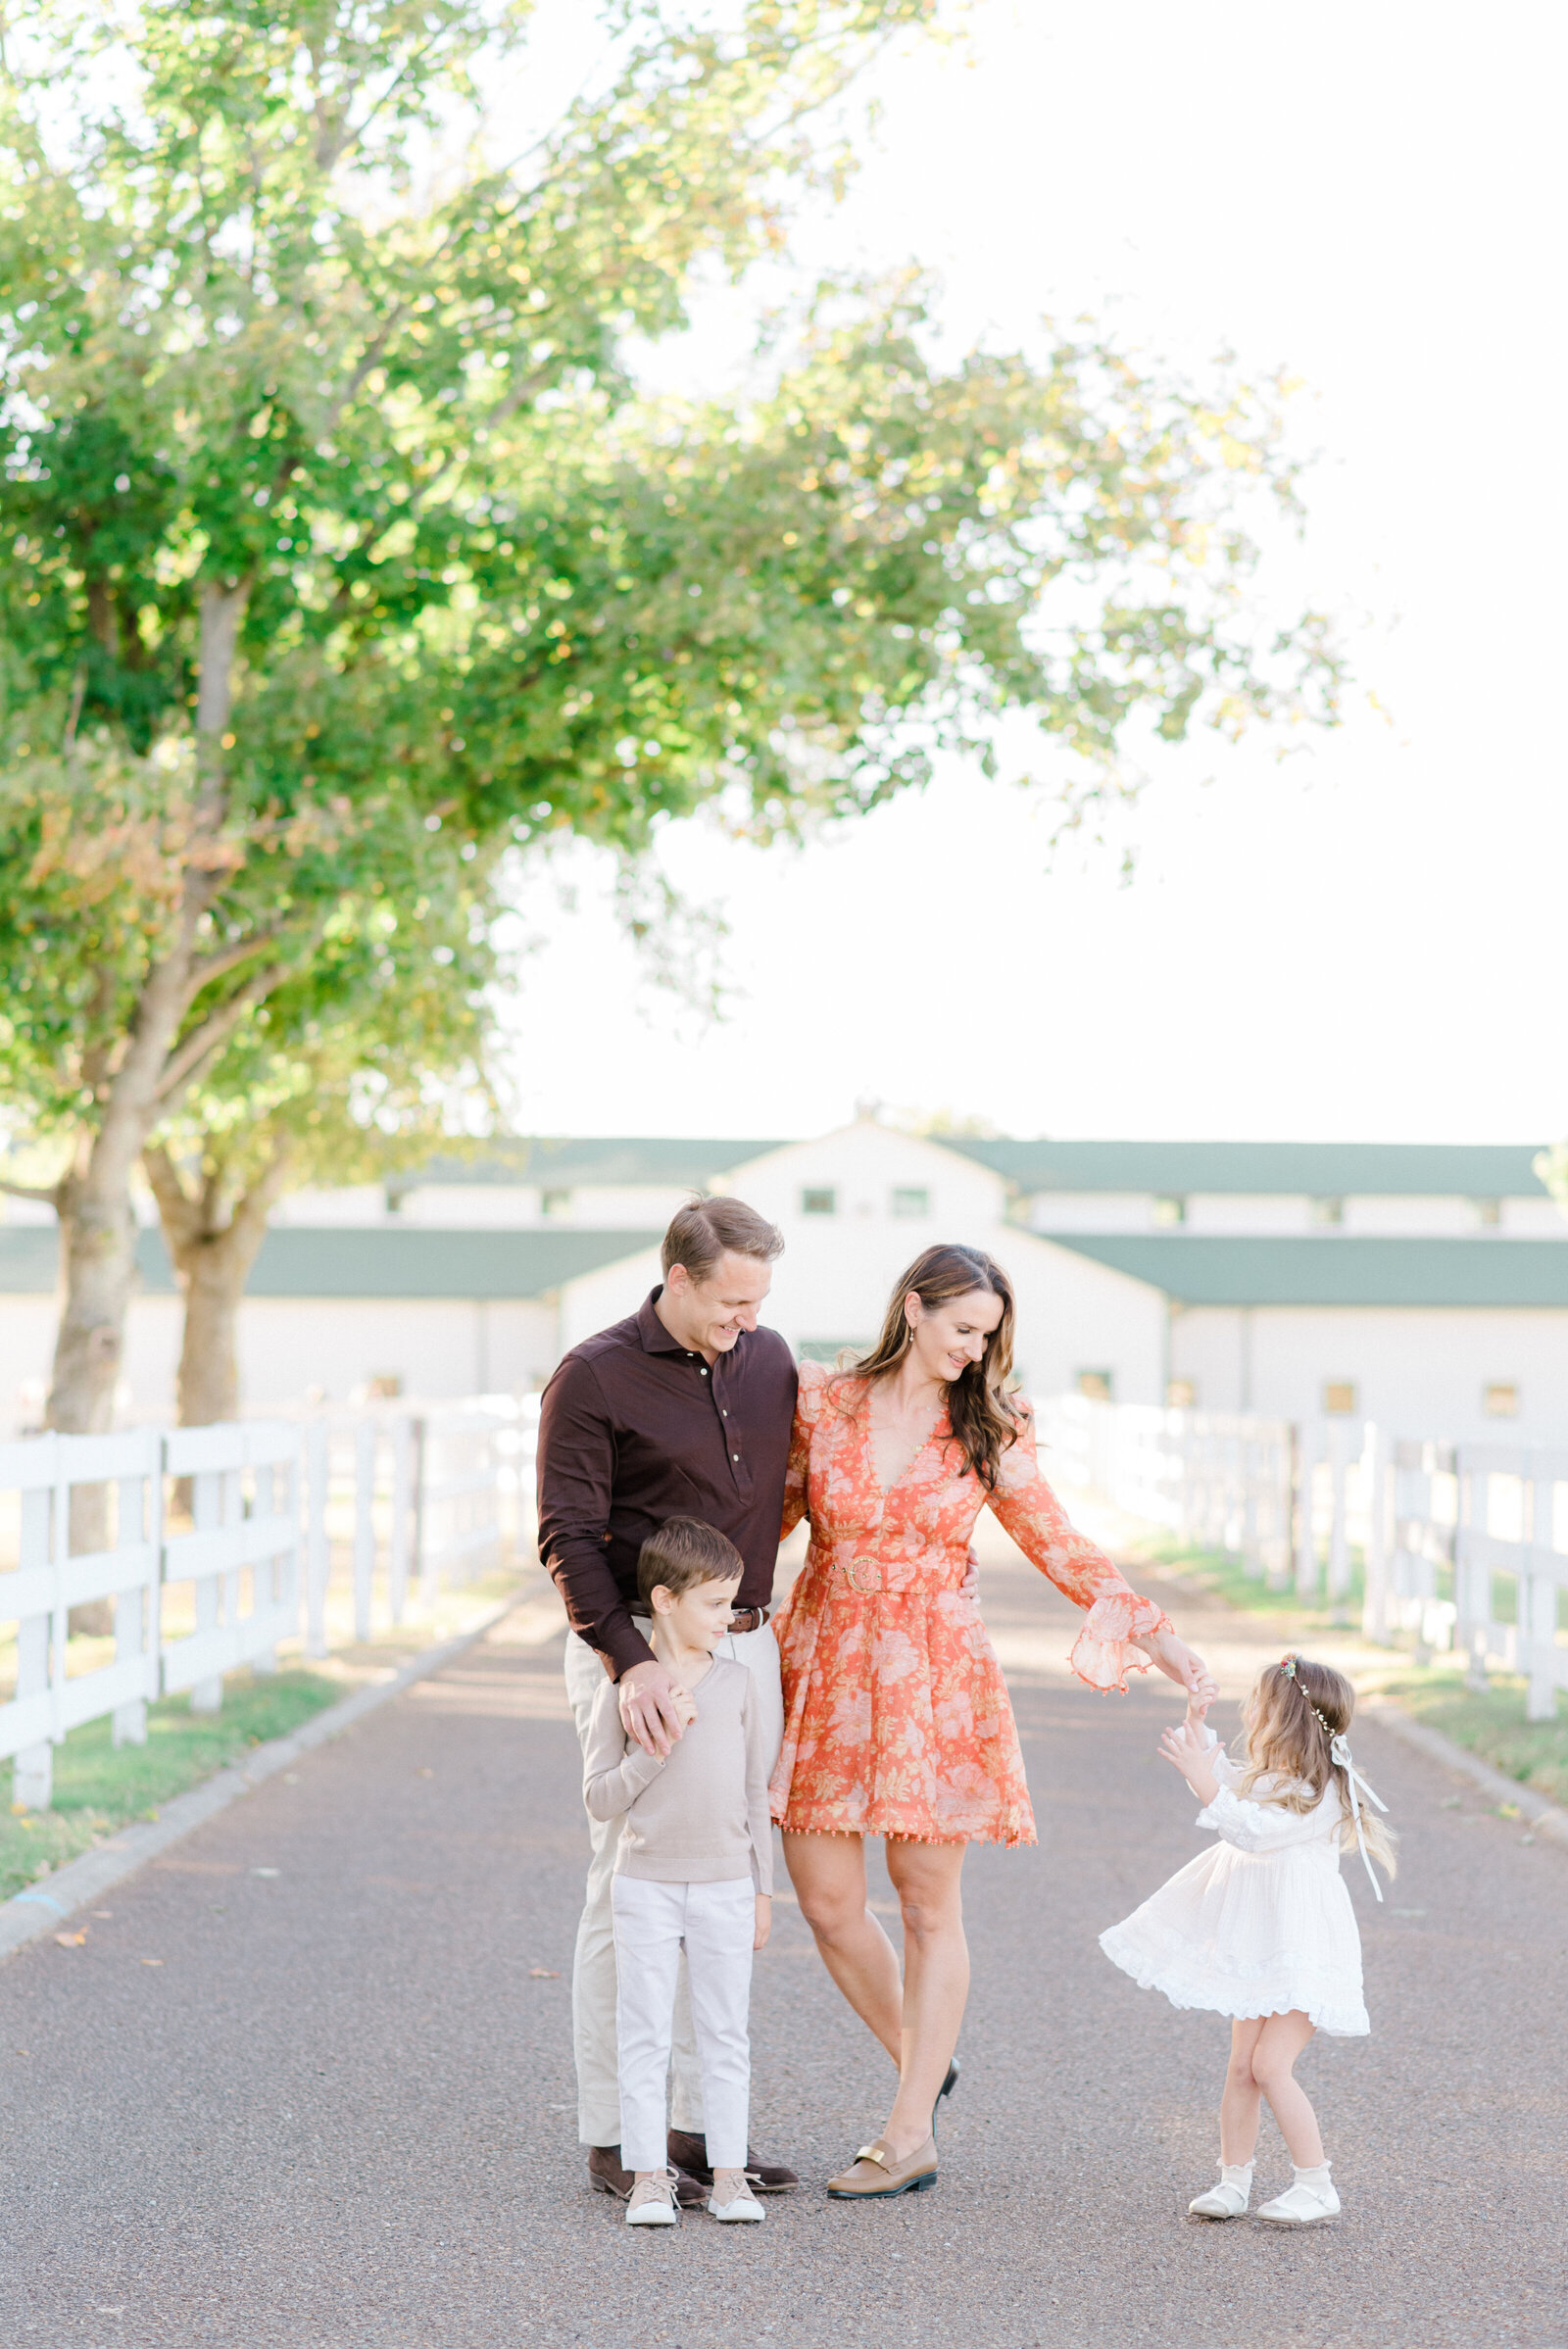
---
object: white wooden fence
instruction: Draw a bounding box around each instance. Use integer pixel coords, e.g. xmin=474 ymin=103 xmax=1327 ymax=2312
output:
xmin=0 ymin=1399 xmax=526 ymax=1809
xmin=1038 ymin=1394 xmax=1568 ymax=1722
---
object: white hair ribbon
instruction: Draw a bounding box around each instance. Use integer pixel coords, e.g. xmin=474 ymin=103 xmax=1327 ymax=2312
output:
xmin=1329 ymin=1732 xmax=1388 ymax=1900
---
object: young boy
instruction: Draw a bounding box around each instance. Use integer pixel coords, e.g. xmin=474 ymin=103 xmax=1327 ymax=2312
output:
xmin=582 ymin=1516 xmax=774 ymax=2227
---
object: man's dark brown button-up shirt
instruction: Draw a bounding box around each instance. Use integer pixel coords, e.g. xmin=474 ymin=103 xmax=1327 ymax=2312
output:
xmin=536 ymin=1290 xmax=799 ymax=1681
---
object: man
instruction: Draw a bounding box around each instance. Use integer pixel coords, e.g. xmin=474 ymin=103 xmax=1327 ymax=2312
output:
xmin=537 ymin=1194 xmax=800 ymax=2204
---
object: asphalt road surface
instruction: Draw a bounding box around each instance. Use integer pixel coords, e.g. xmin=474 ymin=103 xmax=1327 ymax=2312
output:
xmin=1 ymin=1531 xmax=1563 ymax=2349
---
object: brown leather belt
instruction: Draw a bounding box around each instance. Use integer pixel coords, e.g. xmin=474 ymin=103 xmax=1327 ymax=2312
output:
xmin=727 ymin=1606 xmax=770 ymax=1635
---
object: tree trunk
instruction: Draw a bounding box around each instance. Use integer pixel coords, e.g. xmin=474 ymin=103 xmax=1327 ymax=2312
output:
xmin=47 ymin=1163 xmax=141 ymax=1436
xmin=43 ymin=572 xmax=253 ymax=1438
xmin=145 ymin=1138 xmax=293 ymax=1426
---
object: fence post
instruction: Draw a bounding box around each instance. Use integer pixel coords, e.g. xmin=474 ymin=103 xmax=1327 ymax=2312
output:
xmin=110 ymin=1435 xmax=155 ymax=1745
xmin=1360 ymin=1426 xmax=1392 ymax=1644
xmin=252 ymin=1440 xmax=281 ymax=1677
xmin=353 ymin=1419 xmax=376 ymax=1640
xmin=1526 ymin=1466 xmax=1558 ymax=1723
xmin=12 ymin=1461 xmax=54 ymax=1812
xmin=417 ymin=1417 xmax=438 ymax=1607
xmin=1457 ymin=1457 xmax=1488 ymax=1691
xmin=304 ymin=1420 xmax=330 ymax=1659
xmin=1294 ymin=1424 xmax=1319 ymax=1601
xmin=389 ymin=1416 xmax=415 ymax=1626
xmin=189 ymin=1452 xmax=226 ymax=1714
xmin=1326 ymin=1421 xmax=1353 ymax=1611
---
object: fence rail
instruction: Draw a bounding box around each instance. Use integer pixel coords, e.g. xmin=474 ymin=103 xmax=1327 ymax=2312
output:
xmin=1037 ymin=1393 xmax=1568 ymax=1723
xmin=0 ymin=1399 xmax=526 ymax=1808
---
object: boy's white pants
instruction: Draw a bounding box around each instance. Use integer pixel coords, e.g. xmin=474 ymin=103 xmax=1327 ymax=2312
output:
xmin=612 ymin=1875 xmax=756 ymax=2175
xmin=563 ymin=1619 xmax=782 ymax=2149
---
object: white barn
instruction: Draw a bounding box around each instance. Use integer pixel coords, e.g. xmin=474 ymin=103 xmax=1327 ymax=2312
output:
xmin=2 ymin=1125 xmax=1566 ymax=1442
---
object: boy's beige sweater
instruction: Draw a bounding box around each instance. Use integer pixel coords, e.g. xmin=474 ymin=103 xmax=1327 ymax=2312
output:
xmin=582 ymin=1655 xmax=773 ymax=1894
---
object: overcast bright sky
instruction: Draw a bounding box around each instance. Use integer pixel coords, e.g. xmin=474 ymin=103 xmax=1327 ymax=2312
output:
xmin=491 ymin=0 xmax=1567 ymax=1147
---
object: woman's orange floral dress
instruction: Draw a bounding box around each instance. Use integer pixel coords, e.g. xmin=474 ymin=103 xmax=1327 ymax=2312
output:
xmin=768 ymin=1361 xmax=1174 ymax=1847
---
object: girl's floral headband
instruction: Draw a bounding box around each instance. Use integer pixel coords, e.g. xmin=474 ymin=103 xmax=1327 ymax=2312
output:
xmin=1280 ymin=1653 xmax=1388 ymax=1900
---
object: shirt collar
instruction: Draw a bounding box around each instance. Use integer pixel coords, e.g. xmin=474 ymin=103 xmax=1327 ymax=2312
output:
xmin=637 ymin=1286 xmax=751 ymax=1369
xmin=636 ymin=1289 xmax=684 ymax=1354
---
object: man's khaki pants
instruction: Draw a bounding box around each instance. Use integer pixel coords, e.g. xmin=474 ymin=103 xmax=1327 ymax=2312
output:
xmin=564 ymin=1618 xmax=783 ymax=2150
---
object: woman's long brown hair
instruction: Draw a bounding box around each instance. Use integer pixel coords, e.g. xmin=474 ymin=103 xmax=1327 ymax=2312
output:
xmin=839 ymin=1244 xmax=1022 ymax=1489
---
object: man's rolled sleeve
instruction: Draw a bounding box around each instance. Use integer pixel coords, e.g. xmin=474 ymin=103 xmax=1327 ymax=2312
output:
xmin=536 ymin=1355 xmax=654 ymax=1681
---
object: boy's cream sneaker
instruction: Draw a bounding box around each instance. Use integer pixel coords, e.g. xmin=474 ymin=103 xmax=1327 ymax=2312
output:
xmin=708 ymin=2181 xmax=765 ymax=2224
xmin=1256 ymin=2164 xmax=1340 ymax=2226
xmin=1188 ymin=2163 xmax=1252 ymax=2219
xmin=626 ymin=2172 xmax=680 ymax=2227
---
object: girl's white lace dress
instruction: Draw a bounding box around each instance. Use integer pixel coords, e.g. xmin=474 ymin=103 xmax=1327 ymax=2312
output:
xmin=1100 ymin=1729 xmax=1370 ymax=2036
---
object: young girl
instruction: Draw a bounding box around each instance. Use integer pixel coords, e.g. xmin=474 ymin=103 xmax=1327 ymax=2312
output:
xmin=1101 ymin=1653 xmax=1395 ymax=2227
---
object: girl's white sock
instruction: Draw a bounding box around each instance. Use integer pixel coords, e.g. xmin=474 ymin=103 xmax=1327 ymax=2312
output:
xmin=1220 ymin=2164 xmax=1253 ymax=2187
xmin=1292 ymin=2162 xmax=1332 ymax=2189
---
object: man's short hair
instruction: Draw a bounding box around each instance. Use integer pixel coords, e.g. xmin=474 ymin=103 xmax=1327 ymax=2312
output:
xmin=637 ymin=1516 xmax=745 ymax=1609
xmin=660 ymin=1193 xmax=784 ymax=1282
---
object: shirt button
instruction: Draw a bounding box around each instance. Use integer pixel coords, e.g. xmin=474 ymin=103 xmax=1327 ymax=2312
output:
xmin=700 ymin=1368 xmax=709 ymax=1378
xmin=732 ymin=1452 xmax=740 ymax=1461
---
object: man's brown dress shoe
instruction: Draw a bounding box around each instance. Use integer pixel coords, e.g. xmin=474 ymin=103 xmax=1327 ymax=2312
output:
xmin=588 ymin=2144 xmax=706 ymax=2207
xmin=665 ymin=2128 xmax=799 ymax=2194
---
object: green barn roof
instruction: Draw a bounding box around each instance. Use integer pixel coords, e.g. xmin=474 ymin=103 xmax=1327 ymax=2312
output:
xmin=394 ymin=1135 xmax=1554 ymax=1199
xmin=1045 ymin=1233 xmax=1568 ymax=1308
xmin=963 ymin=1140 xmax=1552 ymax=1198
xmin=0 ymin=1227 xmax=661 ymax=1300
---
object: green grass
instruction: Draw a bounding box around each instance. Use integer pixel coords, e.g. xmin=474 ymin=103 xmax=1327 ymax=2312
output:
xmin=1375 ymin=1668 xmax=1568 ymax=1807
xmin=0 ymin=1668 xmax=340 ymax=1901
xmin=1139 ymin=1535 xmax=1366 ymax=1624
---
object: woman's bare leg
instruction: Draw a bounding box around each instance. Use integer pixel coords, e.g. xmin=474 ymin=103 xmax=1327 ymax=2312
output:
xmin=1219 ymin=2017 xmax=1266 ymax=2166
xmin=880 ymin=1838 xmax=969 ymax=2162
xmin=1250 ymin=2010 xmax=1323 ymax=2167
xmin=784 ymin=1831 xmax=904 ymax=2066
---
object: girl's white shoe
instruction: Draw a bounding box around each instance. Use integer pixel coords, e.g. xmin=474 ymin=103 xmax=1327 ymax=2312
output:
xmin=1188 ymin=2164 xmax=1252 ymax=2219
xmin=626 ymin=2172 xmax=680 ymax=2227
xmin=1256 ymin=2166 xmax=1340 ymax=2227
xmin=708 ymin=2181 xmax=765 ymax=2223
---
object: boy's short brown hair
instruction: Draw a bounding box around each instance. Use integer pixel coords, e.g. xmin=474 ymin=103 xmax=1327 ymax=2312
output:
xmin=637 ymin=1516 xmax=745 ymax=1610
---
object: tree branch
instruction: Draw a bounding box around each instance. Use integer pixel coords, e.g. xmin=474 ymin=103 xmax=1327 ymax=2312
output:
xmin=0 ymin=1177 xmax=60 ymax=1205
xmin=141 ymin=1141 xmax=202 ymax=1257
xmin=154 ymin=963 xmax=288 ymax=1106
xmin=182 ymin=928 xmax=287 ymax=1000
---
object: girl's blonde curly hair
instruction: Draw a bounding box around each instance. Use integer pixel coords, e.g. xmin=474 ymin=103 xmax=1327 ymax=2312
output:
xmin=1238 ymin=1654 xmax=1398 ymax=1877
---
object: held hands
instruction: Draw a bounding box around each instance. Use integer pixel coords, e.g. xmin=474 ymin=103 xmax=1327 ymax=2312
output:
xmin=1134 ymin=1626 xmax=1218 ymax=1708
xmin=1158 ymin=1716 xmax=1220 ymax=1805
xmin=670 ymin=1686 xmax=698 ymax=1729
xmin=617 ymin=1658 xmax=689 ymax=1757
xmin=754 ymin=1892 xmax=771 ymax=1952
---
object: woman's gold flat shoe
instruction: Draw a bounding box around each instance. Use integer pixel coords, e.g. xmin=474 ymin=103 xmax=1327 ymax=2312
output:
xmin=826 ymin=2137 xmax=938 ymax=2198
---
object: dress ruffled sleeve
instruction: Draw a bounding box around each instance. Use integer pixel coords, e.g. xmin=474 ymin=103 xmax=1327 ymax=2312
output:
xmin=987 ymin=1401 xmax=1173 ymax=1693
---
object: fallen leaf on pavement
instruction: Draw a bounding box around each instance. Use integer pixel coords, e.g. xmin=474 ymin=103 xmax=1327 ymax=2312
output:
xmin=528 ymin=1967 xmax=561 ymax=1979
xmin=251 ymin=1867 xmax=280 ymax=1878
xmin=141 ymin=1958 xmax=163 ymax=1967
xmin=54 ymin=1931 xmax=86 ymax=1948
xmin=91 ymin=1910 xmax=113 ymax=1919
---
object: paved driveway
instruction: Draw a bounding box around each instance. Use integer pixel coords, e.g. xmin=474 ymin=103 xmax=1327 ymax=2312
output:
xmin=0 ymin=1534 xmax=1562 ymax=2349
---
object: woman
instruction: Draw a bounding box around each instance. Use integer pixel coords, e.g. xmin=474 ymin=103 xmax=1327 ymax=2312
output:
xmin=770 ymin=1243 xmax=1215 ymax=2199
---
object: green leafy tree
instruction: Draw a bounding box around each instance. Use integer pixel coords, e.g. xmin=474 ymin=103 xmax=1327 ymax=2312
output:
xmin=143 ymin=856 xmax=495 ymax=1426
xmin=0 ymin=0 xmax=1341 ymax=1433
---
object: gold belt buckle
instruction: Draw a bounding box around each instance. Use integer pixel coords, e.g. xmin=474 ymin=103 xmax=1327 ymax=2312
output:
xmin=844 ymin=1556 xmax=882 ymax=1596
